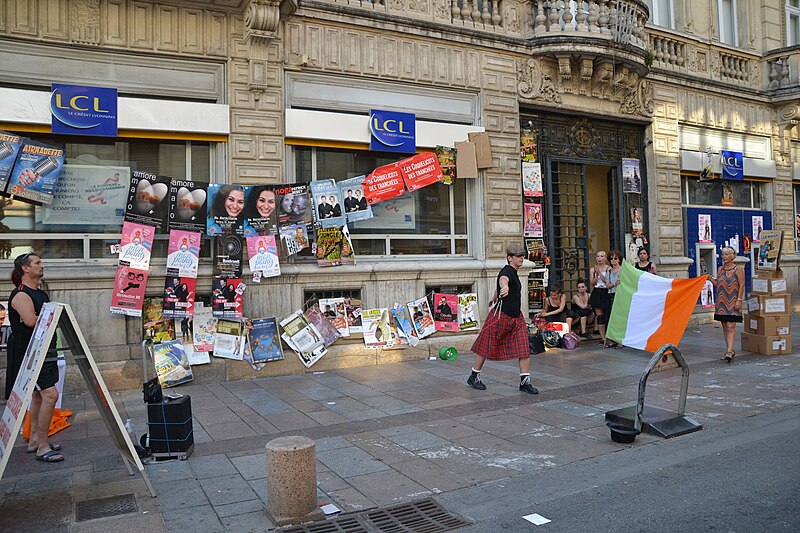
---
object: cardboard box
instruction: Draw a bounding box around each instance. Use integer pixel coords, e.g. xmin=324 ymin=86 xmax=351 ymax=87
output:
xmin=744 ymin=313 xmax=791 ymax=336
xmin=746 ymin=293 xmax=791 ymax=317
xmin=468 ymin=131 xmax=493 ymax=168
xmin=754 ymin=268 xmax=783 ymax=279
xmin=741 ymin=331 xmax=792 ymax=355
xmin=455 ymin=140 xmax=479 ymax=179
xmin=751 ymin=276 xmax=787 ymax=295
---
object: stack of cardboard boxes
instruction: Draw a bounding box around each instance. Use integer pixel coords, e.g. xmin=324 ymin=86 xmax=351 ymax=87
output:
xmin=741 ymin=271 xmax=792 ymax=355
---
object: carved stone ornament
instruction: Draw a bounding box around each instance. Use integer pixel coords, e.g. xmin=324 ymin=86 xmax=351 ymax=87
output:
xmin=434 ymin=0 xmax=451 ymax=19
xmin=517 ymin=58 xmax=543 ymax=99
xmin=569 ymin=119 xmax=599 ymax=158
xmin=70 ymin=0 xmax=100 ymax=45
xmin=620 ymin=79 xmax=653 ymax=117
xmin=245 ymin=0 xmax=283 ymax=45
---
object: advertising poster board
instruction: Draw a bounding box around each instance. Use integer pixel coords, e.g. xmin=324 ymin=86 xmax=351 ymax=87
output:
xmin=391 ymin=305 xmax=418 ymax=346
xmin=168 ymin=179 xmax=207 ymax=233
xmin=362 ymin=162 xmax=405 ymax=205
xmin=243 ymin=185 xmax=279 ymax=236
xmin=110 ymin=265 xmax=149 ymax=317
xmin=304 ymin=304 xmax=342 ymax=348
xmin=622 ymin=158 xmax=641 ymax=194
xmin=143 ymin=297 xmax=175 ymax=342
xmin=398 ymin=152 xmax=444 ymax=192
xmin=338 ymin=176 xmax=373 ymax=223
xmin=311 ymin=179 xmax=345 ymax=229
xmin=247 ymin=317 xmax=284 ymax=363
xmin=407 ymin=296 xmax=435 ymax=339
xmin=124 ymin=170 xmax=170 ymax=231
xmin=212 ymin=277 xmax=244 ymax=318
xmin=207 ymin=183 xmax=245 ymax=236
xmin=315 ymin=226 xmax=354 ymax=267
xmin=757 ymin=230 xmax=783 ymax=271
xmin=6 ymin=141 xmax=65 ymax=205
xmin=246 ymin=235 xmax=281 ymax=278
xmin=40 ymin=164 xmax=129 ymax=226
xmin=166 ymin=230 xmax=201 ymax=278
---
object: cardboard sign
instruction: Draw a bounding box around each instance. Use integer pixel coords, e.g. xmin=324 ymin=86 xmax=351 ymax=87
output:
xmin=455 ymin=141 xmax=479 ymax=179
xmin=468 ymin=131 xmax=493 ymax=168
xmin=363 ymin=162 xmax=405 ymax=205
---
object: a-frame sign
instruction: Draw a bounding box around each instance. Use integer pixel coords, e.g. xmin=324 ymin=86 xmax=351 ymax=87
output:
xmin=0 ymin=302 xmax=155 ymax=496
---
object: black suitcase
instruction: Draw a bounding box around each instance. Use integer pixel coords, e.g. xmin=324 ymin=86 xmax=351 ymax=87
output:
xmin=146 ymin=395 xmax=194 ymax=459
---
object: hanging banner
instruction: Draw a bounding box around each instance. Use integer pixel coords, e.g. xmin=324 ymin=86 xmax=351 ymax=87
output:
xmin=522 ymin=162 xmax=543 ymax=197
xmin=212 ymin=277 xmax=244 ymax=318
xmin=0 ymin=131 xmax=24 ymax=192
xmin=118 ymin=221 xmax=155 ymax=270
xmin=110 ymin=266 xmax=149 ymax=317
xmin=362 ymin=162 xmax=405 ymax=205
xmin=311 ymin=179 xmax=345 ymax=228
xmin=166 ymin=230 xmax=201 ymax=278
xmin=168 ymin=179 xmax=208 ymax=233
xmin=524 ymin=203 xmax=543 ymax=238
xmin=398 ymin=152 xmax=444 ymax=192
xmin=622 ymin=158 xmax=641 ymax=194
xmin=244 ymin=185 xmax=279 ymax=236
xmin=246 ymin=235 xmax=281 ymax=278
xmin=720 ymin=150 xmax=743 ymax=180
xmin=6 ymin=141 xmax=65 ymax=205
xmin=338 ymin=176 xmax=373 ymax=223
xmin=207 ymin=183 xmax=245 ymax=236
xmin=162 ymin=275 xmax=196 ymax=318
xmin=125 ymin=171 xmax=170 ymax=231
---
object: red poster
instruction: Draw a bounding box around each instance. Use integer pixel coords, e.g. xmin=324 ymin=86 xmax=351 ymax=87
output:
xmin=212 ymin=277 xmax=245 ymax=318
xmin=433 ymin=293 xmax=459 ymax=332
xmin=110 ymin=266 xmax=149 ymax=317
xmin=162 ymin=275 xmax=197 ymax=318
xmin=362 ymin=162 xmax=405 ymax=205
xmin=398 ymin=152 xmax=444 ymax=192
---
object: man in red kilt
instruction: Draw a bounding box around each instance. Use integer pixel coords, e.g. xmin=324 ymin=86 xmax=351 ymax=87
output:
xmin=468 ymin=243 xmax=538 ymax=394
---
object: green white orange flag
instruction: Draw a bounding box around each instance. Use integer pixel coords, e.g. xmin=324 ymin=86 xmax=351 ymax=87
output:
xmin=607 ymin=262 xmax=707 ymax=352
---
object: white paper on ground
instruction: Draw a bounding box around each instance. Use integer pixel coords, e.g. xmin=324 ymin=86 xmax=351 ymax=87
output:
xmin=523 ymin=513 xmax=551 ymax=525
xmin=320 ymin=504 xmax=341 ymax=515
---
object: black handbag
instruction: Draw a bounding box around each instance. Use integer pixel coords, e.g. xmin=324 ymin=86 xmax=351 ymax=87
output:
xmin=142 ymin=377 xmax=163 ymax=404
xmin=529 ymin=332 xmax=546 ymax=355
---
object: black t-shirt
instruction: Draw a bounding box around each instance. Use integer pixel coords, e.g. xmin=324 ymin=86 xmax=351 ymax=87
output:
xmin=496 ymin=264 xmax=521 ymax=317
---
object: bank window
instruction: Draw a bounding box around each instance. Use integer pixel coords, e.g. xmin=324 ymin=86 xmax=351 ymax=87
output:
xmin=682 ymin=176 xmax=770 ymax=210
xmin=648 ymin=0 xmax=674 ymax=28
xmin=293 ymin=146 xmax=469 ymax=257
xmin=0 ymin=135 xmax=214 ymax=260
xmin=718 ymin=0 xmax=738 ymax=46
xmin=789 ymin=0 xmax=800 ymax=46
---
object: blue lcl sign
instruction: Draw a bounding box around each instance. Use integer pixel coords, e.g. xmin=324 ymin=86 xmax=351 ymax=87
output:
xmin=720 ymin=149 xmax=743 ymax=180
xmin=369 ymin=109 xmax=415 ymax=154
xmin=51 ymin=84 xmax=118 ymax=137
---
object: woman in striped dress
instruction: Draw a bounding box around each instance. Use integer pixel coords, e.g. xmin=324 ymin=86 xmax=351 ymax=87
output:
xmin=712 ymin=246 xmax=745 ymax=362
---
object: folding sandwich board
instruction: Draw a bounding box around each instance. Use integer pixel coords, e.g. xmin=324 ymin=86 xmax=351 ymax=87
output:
xmin=0 ymin=302 xmax=155 ymax=496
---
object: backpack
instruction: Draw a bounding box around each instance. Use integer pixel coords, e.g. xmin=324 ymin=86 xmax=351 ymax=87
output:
xmin=559 ymin=331 xmax=580 ymax=350
xmin=529 ymin=332 xmax=546 ymax=355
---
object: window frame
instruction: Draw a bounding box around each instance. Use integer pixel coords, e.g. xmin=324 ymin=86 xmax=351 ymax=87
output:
xmin=717 ymin=0 xmax=739 ymax=46
xmin=649 ymin=0 xmax=675 ymax=29
xmin=788 ymin=0 xmax=800 ymax=46
xmin=681 ymin=175 xmax=771 ymax=211
xmin=287 ymin=145 xmax=473 ymax=259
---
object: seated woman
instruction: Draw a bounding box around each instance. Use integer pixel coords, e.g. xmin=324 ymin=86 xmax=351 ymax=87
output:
xmin=535 ymin=284 xmax=573 ymax=330
xmin=566 ymin=279 xmax=594 ymax=338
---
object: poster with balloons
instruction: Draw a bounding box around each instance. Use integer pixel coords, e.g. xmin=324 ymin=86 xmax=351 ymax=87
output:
xmin=125 ymin=170 xmax=171 ymax=231
xmin=168 ymin=179 xmax=208 ymax=233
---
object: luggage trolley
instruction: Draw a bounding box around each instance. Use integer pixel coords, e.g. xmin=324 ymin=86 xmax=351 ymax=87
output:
xmin=142 ymin=340 xmax=195 ymax=460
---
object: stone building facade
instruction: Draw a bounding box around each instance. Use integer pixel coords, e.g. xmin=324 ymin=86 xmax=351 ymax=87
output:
xmin=0 ymin=0 xmax=797 ymax=390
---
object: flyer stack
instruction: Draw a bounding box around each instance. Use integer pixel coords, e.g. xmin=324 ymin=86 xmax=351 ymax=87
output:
xmin=741 ymin=230 xmax=792 ymax=355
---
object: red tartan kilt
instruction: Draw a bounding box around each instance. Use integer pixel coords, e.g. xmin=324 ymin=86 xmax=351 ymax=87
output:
xmin=471 ymin=311 xmax=529 ymax=361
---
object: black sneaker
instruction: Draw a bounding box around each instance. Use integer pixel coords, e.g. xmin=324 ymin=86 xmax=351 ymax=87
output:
xmin=467 ymin=373 xmax=486 ymax=390
xmin=520 ymin=382 xmax=539 ymax=394
xmin=579 ymin=332 xmax=591 ymax=339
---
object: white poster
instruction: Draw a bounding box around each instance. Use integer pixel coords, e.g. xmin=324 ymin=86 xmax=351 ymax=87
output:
xmin=40 ymin=164 xmax=130 ymax=226
xmin=698 ymin=214 xmax=712 ymax=243
xmin=752 ymin=215 xmax=764 ymax=243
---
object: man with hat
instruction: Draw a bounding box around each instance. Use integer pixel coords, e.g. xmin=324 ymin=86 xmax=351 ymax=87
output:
xmin=467 ymin=243 xmax=538 ymax=394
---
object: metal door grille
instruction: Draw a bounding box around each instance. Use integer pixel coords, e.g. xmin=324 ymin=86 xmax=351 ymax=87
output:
xmin=547 ymin=161 xmax=588 ymax=295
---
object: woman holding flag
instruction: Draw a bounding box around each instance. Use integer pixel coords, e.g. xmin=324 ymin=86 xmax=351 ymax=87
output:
xmin=711 ymin=247 xmax=744 ymax=362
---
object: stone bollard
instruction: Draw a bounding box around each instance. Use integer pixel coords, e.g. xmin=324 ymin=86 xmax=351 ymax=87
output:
xmin=265 ymin=436 xmax=323 ymax=526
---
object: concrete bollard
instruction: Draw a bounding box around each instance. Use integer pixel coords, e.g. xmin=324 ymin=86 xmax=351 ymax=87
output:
xmin=265 ymin=436 xmax=323 ymax=526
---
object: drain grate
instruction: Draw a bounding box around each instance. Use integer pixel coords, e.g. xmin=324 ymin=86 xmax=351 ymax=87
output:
xmin=93 ymin=454 xmax=125 ymax=472
xmin=75 ymin=493 xmax=138 ymax=522
xmin=279 ymin=498 xmax=471 ymax=533
xmin=364 ymin=499 xmax=471 ymax=532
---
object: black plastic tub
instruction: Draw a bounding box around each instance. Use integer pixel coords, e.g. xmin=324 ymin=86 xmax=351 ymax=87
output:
xmin=607 ymin=422 xmax=640 ymax=443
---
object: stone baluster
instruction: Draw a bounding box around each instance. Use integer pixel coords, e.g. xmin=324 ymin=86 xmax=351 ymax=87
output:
xmin=549 ymin=0 xmax=561 ymax=31
xmin=598 ymin=0 xmax=610 ymax=34
xmin=780 ymin=56 xmax=790 ymax=86
xmin=575 ymin=1 xmax=588 ymax=32
xmin=587 ymin=1 xmax=599 ymax=32
xmin=607 ymin=1 xmax=617 ymax=36
xmin=481 ymin=0 xmax=491 ymax=23
xmin=452 ymin=0 xmax=462 ymax=21
xmin=667 ymin=41 xmax=676 ymax=64
xmin=676 ymin=42 xmax=684 ymax=66
xmin=563 ymin=0 xmax=574 ymax=30
xmin=535 ymin=0 xmax=547 ymax=34
xmin=654 ymin=37 xmax=664 ymax=63
xmin=491 ymin=0 xmax=502 ymax=26
xmin=768 ymin=60 xmax=780 ymax=89
xmin=461 ymin=0 xmax=471 ymax=20
xmin=471 ymin=0 xmax=481 ymax=22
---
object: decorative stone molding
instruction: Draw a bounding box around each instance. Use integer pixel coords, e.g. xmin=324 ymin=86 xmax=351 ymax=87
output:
xmin=245 ymin=0 xmax=296 ymax=95
xmin=778 ymin=104 xmax=800 ymax=155
xmin=70 ymin=0 xmax=101 ymax=45
xmin=620 ymin=79 xmax=654 ymax=117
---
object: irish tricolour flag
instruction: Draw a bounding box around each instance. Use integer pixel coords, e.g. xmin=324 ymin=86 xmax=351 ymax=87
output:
xmin=607 ymin=262 xmax=707 ymax=352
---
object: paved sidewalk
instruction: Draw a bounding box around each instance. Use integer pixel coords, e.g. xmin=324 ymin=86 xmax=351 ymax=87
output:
xmin=1 ymin=318 xmax=799 ymax=532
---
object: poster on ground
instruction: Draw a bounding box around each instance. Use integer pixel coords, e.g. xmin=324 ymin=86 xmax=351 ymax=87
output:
xmin=407 ymin=296 xmax=435 ymax=339
xmin=246 ymin=317 xmax=284 ymax=363
xmin=362 ymin=308 xmax=392 ymax=349
xmin=433 ymin=293 xmax=458 ymax=332
xmin=151 ymin=340 xmax=194 ymax=388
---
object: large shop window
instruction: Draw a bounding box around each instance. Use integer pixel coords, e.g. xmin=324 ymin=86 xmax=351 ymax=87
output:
xmin=293 ymin=146 xmax=469 ymax=257
xmin=789 ymin=0 xmax=800 ymax=46
xmin=681 ymin=176 xmax=770 ymax=210
xmin=0 ymin=135 xmax=213 ymax=261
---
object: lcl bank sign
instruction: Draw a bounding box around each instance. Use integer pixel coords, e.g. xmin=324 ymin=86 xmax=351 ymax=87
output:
xmin=50 ymin=84 xmax=118 ymax=137
xmin=369 ymin=109 xmax=415 ymax=154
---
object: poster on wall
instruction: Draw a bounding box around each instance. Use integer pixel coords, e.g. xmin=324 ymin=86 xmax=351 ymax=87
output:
xmin=433 ymin=293 xmax=458 ymax=332
xmin=752 ymin=215 xmax=764 ymax=243
xmin=796 ymin=214 xmax=800 ymax=240
xmin=721 ymin=182 xmax=734 ymax=207
xmin=398 ymin=152 xmax=444 ymax=192
xmin=622 ymin=158 xmax=641 ymax=194
xmin=319 ymin=297 xmax=349 ymax=338
xmin=457 ymin=293 xmax=479 ymax=331
xmin=246 ymin=235 xmax=281 ymax=278
xmin=192 ymin=302 xmax=216 ymax=353
xmin=6 ymin=141 xmax=65 ymax=205
xmin=207 ymin=183 xmax=245 ymax=236
xmin=522 ymin=162 xmax=543 ymax=197
xmin=40 ymin=164 xmax=129 ymax=226
xmin=700 ymin=280 xmax=715 ymax=308
xmin=124 ymin=171 xmax=171 ymax=231
xmin=631 ymin=208 xmax=643 ymax=234
xmin=166 ymin=230 xmax=201 ymax=278
xmin=345 ymin=298 xmax=364 ymax=335
xmin=311 ymin=179 xmax=345 ymax=228
xmin=407 ymin=297 xmax=435 ymax=339
xmin=243 ymin=185 xmax=278 ymax=236
xmin=212 ymin=277 xmax=244 ymax=318
xmin=756 ymin=229 xmax=783 ymax=271
xmin=118 ymin=221 xmax=155 ymax=270
xmin=698 ymin=214 xmax=712 ymax=243
xmin=524 ymin=203 xmax=543 ymax=238
xmin=362 ymin=308 xmax=392 ymax=349
xmin=276 ymin=184 xmax=312 ymax=228
xmin=213 ymin=235 xmax=244 ymax=277
xmin=247 ymin=317 xmax=284 ymax=363
xmin=110 ymin=266 xmax=149 ymax=317
xmin=162 ymin=275 xmax=196 ymax=319
xmin=168 ymin=179 xmax=208 ymax=233
xmin=214 ymin=319 xmax=245 ymax=360
xmin=520 ymin=130 xmax=538 ymax=162
xmin=338 ymin=176 xmax=373 ymax=223
xmin=525 ymin=238 xmax=550 ymax=267
xmin=315 ymin=226 xmax=354 ymax=267
xmin=362 ymin=162 xmax=406 ymax=205
xmin=0 ymin=130 xmax=23 ymax=191
xmin=435 ymin=145 xmax=456 ymax=185
xmin=279 ymin=224 xmax=310 ymax=256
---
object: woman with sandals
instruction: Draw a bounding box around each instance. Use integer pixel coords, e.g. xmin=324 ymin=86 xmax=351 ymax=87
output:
xmin=711 ymin=247 xmax=744 ymax=362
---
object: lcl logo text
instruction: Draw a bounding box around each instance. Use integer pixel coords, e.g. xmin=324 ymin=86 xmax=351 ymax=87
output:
xmin=722 ymin=155 xmax=741 ymax=167
xmin=372 ymin=117 xmax=410 ymax=134
xmin=52 ymin=93 xmax=110 ymax=113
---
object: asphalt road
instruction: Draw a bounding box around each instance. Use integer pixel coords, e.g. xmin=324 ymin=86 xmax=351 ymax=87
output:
xmin=442 ymin=405 xmax=800 ymax=532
